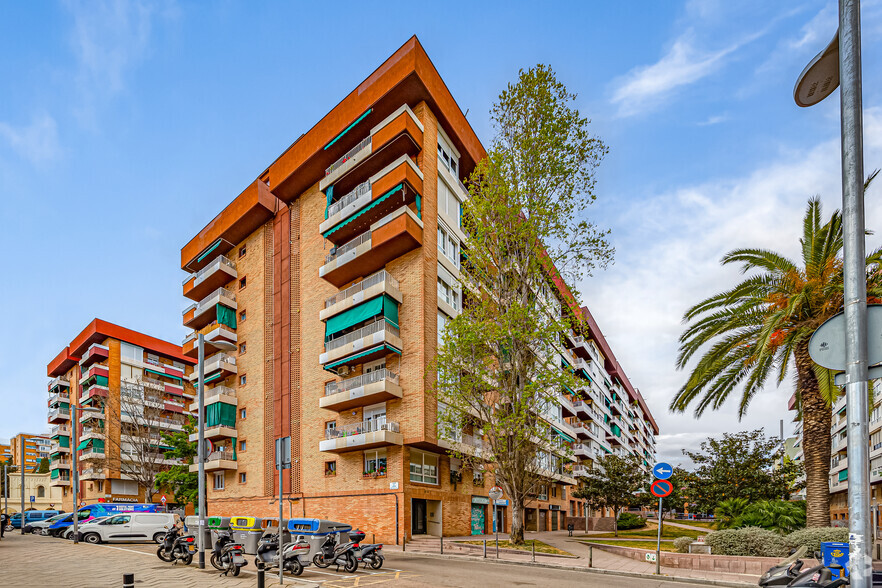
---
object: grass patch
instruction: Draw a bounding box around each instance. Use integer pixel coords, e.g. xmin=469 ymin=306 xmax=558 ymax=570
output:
xmin=456 ymin=539 xmax=571 ymax=556
xmin=587 ymin=525 xmax=701 ymax=540
xmin=670 ymin=520 xmax=717 ymax=530
xmin=581 ymin=539 xmax=678 ymax=553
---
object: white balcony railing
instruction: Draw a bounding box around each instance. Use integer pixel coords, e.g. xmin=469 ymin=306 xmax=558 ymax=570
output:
xmin=326 ymin=418 xmax=399 ymax=440
xmin=182 ymin=255 xmax=236 ymax=285
xmin=325 ymin=136 xmax=372 ymax=177
xmin=206 ymin=385 xmax=236 ymax=399
xmin=325 ymin=368 xmax=399 ymax=396
xmin=200 ymin=450 xmax=235 ymax=463
xmin=327 ymin=180 xmax=371 ymax=219
xmin=325 ymin=319 xmax=399 ymax=352
xmin=325 ymin=230 xmax=372 ymax=264
xmin=48 ymin=408 xmax=70 ymax=420
xmin=184 ymin=287 xmax=236 ymax=316
xmin=325 ymin=270 xmax=399 ymax=308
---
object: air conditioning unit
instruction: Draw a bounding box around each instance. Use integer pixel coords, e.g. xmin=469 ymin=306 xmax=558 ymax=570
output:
xmin=450 ymin=457 xmax=462 ymax=472
xmin=338 ymin=366 xmax=350 ymax=376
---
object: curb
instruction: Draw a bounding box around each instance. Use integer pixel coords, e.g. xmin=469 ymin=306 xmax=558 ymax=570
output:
xmin=399 ymin=549 xmax=756 ymax=588
xmin=450 ymin=541 xmax=579 ymax=559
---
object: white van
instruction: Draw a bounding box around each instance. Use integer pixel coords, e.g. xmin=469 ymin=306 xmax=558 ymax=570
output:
xmin=78 ymin=513 xmax=180 ymax=544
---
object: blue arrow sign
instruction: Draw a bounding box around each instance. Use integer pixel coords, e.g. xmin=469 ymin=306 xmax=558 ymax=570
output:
xmin=652 ymin=462 xmax=673 ymax=480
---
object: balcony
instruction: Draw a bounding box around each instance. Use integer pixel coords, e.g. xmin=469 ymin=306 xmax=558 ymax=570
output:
xmin=321 ymin=155 xmax=424 ymax=244
xmin=187 ymin=353 xmax=237 ymax=384
xmin=321 ymin=270 xmax=402 ymax=321
xmin=440 ymin=433 xmax=490 ymax=459
xmin=321 ymin=104 xmax=424 ymax=194
xmin=80 ymin=384 xmax=109 ymax=404
xmin=50 ymin=425 xmax=71 ymax=438
xmin=871 ymin=417 xmax=882 ymax=434
xmin=48 ymin=391 xmax=71 ymax=407
xmin=182 ymin=323 xmax=238 ymax=359
xmin=50 ymin=473 xmax=70 ymax=486
xmin=50 ymin=442 xmax=70 ymax=454
xmin=319 ymin=419 xmax=402 ymax=453
xmin=558 ymin=395 xmax=576 ymax=418
xmin=570 ymin=422 xmax=591 ymax=441
xmin=321 ymin=319 xmax=402 ymax=374
xmin=573 ymin=443 xmax=591 ymax=459
xmin=319 ymin=206 xmax=423 ymax=288
xmin=189 ymin=425 xmax=237 ymax=441
xmin=79 ymin=343 xmax=110 ymax=369
xmin=321 ymin=369 xmax=402 ymax=412
xmin=189 ymin=450 xmax=237 ymax=472
xmin=80 ymin=447 xmax=106 ymax=460
xmin=80 ymin=364 xmax=110 ymax=384
xmin=80 ymin=427 xmax=105 ymax=442
xmin=182 ymin=287 xmax=237 ymax=330
xmin=48 ymin=377 xmax=70 ymax=394
xmin=572 ymin=464 xmax=592 ymax=478
xmin=49 ymin=457 xmax=71 ymax=470
xmin=48 ymin=407 xmax=71 ymax=423
xmin=183 ymin=255 xmax=237 ymax=301
xmin=79 ymin=410 xmax=105 ymax=424
xmin=81 ymin=468 xmax=106 ymax=480
xmin=189 ymin=386 xmax=237 ymax=411
xmin=573 ymin=400 xmax=591 ymax=420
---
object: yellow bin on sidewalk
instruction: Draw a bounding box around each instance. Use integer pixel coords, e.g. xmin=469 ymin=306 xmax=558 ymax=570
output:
xmin=230 ymin=516 xmax=263 ymax=555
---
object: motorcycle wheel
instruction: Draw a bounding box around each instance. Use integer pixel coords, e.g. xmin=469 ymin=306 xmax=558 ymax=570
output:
xmin=313 ymin=553 xmax=329 ymax=568
xmin=370 ymin=555 xmax=384 ymax=570
xmin=181 ymin=552 xmax=193 ymax=566
xmin=156 ymin=546 xmax=174 ymax=562
xmin=289 ymin=560 xmax=303 ymax=576
xmin=343 ymin=553 xmax=358 ymax=574
xmin=232 ymin=565 xmax=241 ymax=577
xmin=210 ymin=553 xmax=224 ymax=571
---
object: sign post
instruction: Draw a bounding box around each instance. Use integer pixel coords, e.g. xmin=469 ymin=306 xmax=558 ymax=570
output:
xmin=489 ymin=486 xmax=503 ymax=558
xmin=276 ymin=437 xmax=291 ymax=586
xmin=651 ymin=463 xmax=674 ymax=575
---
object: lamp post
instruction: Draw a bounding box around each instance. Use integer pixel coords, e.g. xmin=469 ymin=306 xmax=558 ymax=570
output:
xmin=71 ymin=404 xmax=104 ymax=544
xmin=794 ymin=1 xmax=870 ymax=585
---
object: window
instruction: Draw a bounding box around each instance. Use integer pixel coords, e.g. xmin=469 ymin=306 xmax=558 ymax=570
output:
xmin=437 ymin=133 xmax=459 ymax=176
xmin=437 ymin=312 xmax=449 ymax=347
xmin=239 ymin=440 xmax=246 ymax=452
xmin=364 ymin=449 xmax=387 ymax=476
xmin=239 ymin=310 xmax=247 ymax=322
xmin=364 ymin=403 xmax=387 ymax=430
xmin=36 ymin=486 xmax=45 ymax=498
xmin=325 ymin=421 xmax=337 ymax=438
xmin=239 ymin=473 xmax=247 ymax=483
xmin=239 ymin=342 xmax=247 ymax=355
xmin=240 ymin=408 xmax=246 ymax=419
xmin=437 ymin=178 xmax=462 ymax=227
xmin=97 ymin=480 xmax=104 ymax=493
xmin=121 ymin=343 xmax=143 ymax=364
xmin=437 ymin=223 xmax=459 ymax=268
xmin=239 ymin=277 xmax=247 ymax=290
xmin=239 ymin=245 xmax=247 ymax=258
xmin=409 ymin=449 xmax=439 ymax=484
xmin=213 ymin=473 xmax=225 ymax=490
xmin=437 ymin=267 xmax=460 ymax=311
xmin=537 ymin=485 xmax=548 ymax=501
xmin=551 ymin=485 xmax=557 ymax=498
xmin=240 ymin=375 xmax=247 ymax=386
xmin=325 ymin=461 xmax=337 ymax=477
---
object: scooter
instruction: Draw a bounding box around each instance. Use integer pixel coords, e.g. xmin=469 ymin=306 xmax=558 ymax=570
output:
xmin=786 ymin=563 xmax=848 ymax=588
xmin=312 ymin=532 xmax=359 ymax=573
xmin=348 ymin=530 xmax=384 ymax=570
xmin=758 ymin=546 xmax=808 ymax=587
xmin=210 ymin=530 xmax=248 ymax=577
xmin=156 ymin=526 xmax=195 ymax=565
xmin=255 ymin=531 xmax=311 ymax=576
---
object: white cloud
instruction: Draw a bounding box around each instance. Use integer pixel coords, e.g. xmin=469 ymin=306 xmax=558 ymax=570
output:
xmin=697 ymin=113 xmax=728 ymax=126
xmin=0 ymin=113 xmax=61 ymax=164
xmin=581 ymin=106 xmax=882 ymax=462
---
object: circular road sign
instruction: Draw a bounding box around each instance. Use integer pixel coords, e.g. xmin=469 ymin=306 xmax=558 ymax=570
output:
xmin=809 ymin=305 xmax=882 ymax=370
xmin=652 ymin=462 xmax=673 ymax=480
xmin=650 ymin=480 xmax=673 ymax=498
xmin=488 ymin=486 xmax=503 ymax=500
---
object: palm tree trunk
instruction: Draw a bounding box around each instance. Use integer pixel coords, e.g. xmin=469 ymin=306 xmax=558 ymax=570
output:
xmin=795 ymin=341 xmax=832 ymax=527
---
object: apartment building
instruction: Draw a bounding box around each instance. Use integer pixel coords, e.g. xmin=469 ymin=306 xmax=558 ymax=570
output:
xmin=47 ymin=319 xmax=195 ymax=511
xmin=0 ymin=441 xmax=11 ymax=464
xmin=180 ymin=37 xmax=657 ymax=542
xmin=11 ymin=433 xmax=52 ymax=472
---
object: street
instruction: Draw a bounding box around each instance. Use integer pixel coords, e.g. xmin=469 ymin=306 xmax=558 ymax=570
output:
xmin=0 ymin=532 xmax=731 ymax=588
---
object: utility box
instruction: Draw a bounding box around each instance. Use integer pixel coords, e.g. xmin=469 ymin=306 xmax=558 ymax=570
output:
xmin=821 ymin=542 xmax=849 ymax=578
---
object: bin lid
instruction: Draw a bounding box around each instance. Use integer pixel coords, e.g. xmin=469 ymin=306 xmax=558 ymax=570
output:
xmin=287 ymin=518 xmax=352 ymax=535
xmin=230 ymin=516 xmax=262 ymax=529
xmin=207 ymin=516 xmax=231 ymax=529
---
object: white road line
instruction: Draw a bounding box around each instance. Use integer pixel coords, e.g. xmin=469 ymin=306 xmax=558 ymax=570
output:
xmin=97 ymin=545 xmax=157 ymax=557
xmin=304 ymin=569 xmax=357 ymax=578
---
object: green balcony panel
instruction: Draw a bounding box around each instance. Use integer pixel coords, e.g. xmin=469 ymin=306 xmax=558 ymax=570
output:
xmin=206 ymin=402 xmax=236 ymax=428
xmin=324 ymin=293 xmax=399 ymax=339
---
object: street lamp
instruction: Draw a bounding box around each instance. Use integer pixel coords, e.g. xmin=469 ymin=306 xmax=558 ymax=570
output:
xmin=196 ymin=334 xmax=237 ymax=569
xmin=71 ymin=404 xmax=104 ymax=544
xmin=795 ymin=1 xmax=870 ymax=586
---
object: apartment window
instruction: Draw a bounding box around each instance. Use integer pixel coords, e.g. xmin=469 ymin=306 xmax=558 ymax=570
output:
xmin=325 ymin=461 xmax=337 ymax=477
xmin=239 ymin=440 xmax=246 ymax=452
xmin=325 ymin=421 xmax=337 ymax=437
xmin=240 ymin=408 xmax=246 ymax=420
xmin=409 ymin=449 xmax=439 ymax=484
xmin=239 ymin=342 xmax=247 ymax=355
xmin=437 ymin=273 xmax=460 ymax=311
xmin=239 ymin=310 xmax=247 ymax=322
xmin=121 ymin=343 xmax=143 ymax=364
xmin=437 ymin=133 xmax=459 ymax=176
xmin=239 ymin=375 xmax=247 ymax=386
xmin=239 ymin=277 xmax=247 ymax=290
xmin=437 ymin=223 xmax=459 ymax=268
xmin=239 ymin=245 xmax=247 ymax=258
xmin=537 ymin=485 xmax=548 ymax=501
xmin=239 ymin=473 xmax=247 ymax=483
xmin=213 ymin=473 xmax=225 ymax=490
xmin=437 ymin=312 xmax=449 ymax=347
xmin=364 ymin=449 xmax=387 ymax=476
xmin=551 ymin=485 xmax=557 ymax=498
xmin=437 ymin=178 xmax=462 ymax=227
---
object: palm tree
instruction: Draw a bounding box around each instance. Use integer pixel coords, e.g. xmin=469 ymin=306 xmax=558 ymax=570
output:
xmin=671 ymin=187 xmax=882 ymax=528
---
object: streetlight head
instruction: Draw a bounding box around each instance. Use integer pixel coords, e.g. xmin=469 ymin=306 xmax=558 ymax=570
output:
xmin=794 ymin=29 xmax=840 ymax=107
xmin=213 ymin=341 xmax=238 ymax=352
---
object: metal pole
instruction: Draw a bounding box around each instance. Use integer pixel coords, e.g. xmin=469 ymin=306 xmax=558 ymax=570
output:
xmin=495 ymin=505 xmax=499 ymax=559
xmin=531 ymin=539 xmax=535 ymax=562
xmin=278 ymin=443 xmax=284 ymax=586
xmin=197 ymin=334 xmax=206 ymax=569
xmin=483 ymin=539 xmax=487 ymax=558
xmin=72 ymin=407 xmax=78 ymax=542
xmin=589 ymin=545 xmax=593 ymax=568
xmin=839 ymin=2 xmax=871 ymax=586
xmin=656 ymin=496 xmax=662 ymax=575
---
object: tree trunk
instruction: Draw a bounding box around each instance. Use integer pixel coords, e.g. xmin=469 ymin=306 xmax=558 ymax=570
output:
xmin=613 ymin=507 xmax=619 ymax=537
xmin=510 ymin=500 xmax=525 ymax=544
xmin=795 ymin=341 xmax=832 ymax=527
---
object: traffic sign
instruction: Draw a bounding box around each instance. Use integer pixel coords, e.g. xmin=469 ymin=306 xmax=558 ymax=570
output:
xmin=809 ymin=305 xmax=882 ymax=370
xmin=488 ymin=486 xmax=503 ymax=500
xmin=160 ymin=495 xmax=167 ymax=504
xmin=652 ymin=462 xmax=673 ymax=480
xmin=29 ymin=496 xmax=35 ymax=503
xmin=650 ymin=480 xmax=673 ymax=498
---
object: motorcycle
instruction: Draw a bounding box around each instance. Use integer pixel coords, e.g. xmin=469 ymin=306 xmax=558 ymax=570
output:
xmin=348 ymin=530 xmax=384 ymax=570
xmin=786 ymin=563 xmax=848 ymax=588
xmin=210 ymin=530 xmax=247 ymax=577
xmin=156 ymin=525 xmax=195 ymax=565
xmin=255 ymin=531 xmax=311 ymax=576
xmin=758 ymin=546 xmax=808 ymax=587
xmin=312 ymin=532 xmax=359 ymax=573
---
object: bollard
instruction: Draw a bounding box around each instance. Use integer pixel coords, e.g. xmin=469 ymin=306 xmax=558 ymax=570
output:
xmin=496 ymin=537 xmax=499 ymax=559
xmin=440 ymin=534 xmax=443 ymax=554
xmin=403 ymin=536 xmax=406 ymax=552
xmin=589 ymin=545 xmax=593 ymax=568
xmin=483 ymin=539 xmax=487 ymax=558
xmin=257 ymin=562 xmax=265 ymax=588
xmin=531 ymin=540 xmax=535 ymax=563
xmin=122 ymin=574 xmax=134 ymax=588
xmin=372 ymin=532 xmax=375 ymax=544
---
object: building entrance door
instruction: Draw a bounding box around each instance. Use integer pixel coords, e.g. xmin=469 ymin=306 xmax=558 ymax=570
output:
xmin=550 ymin=511 xmax=559 ymax=531
xmin=412 ymin=498 xmax=427 ymax=535
xmin=539 ymin=509 xmax=547 ymax=532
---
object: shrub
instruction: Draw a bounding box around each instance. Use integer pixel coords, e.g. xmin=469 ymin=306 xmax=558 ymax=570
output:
xmin=704 ymin=527 xmax=789 ymax=557
xmin=785 ymin=527 xmax=849 ymax=555
xmin=737 ymin=500 xmax=806 ymax=534
xmin=714 ymin=498 xmax=749 ymax=530
xmin=617 ymin=512 xmax=646 ymax=530
xmin=673 ymin=536 xmax=693 ymax=553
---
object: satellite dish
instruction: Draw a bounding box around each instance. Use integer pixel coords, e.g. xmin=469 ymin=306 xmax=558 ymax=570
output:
xmin=794 ymin=29 xmax=840 ymax=107
xmin=809 ymin=305 xmax=882 ymax=370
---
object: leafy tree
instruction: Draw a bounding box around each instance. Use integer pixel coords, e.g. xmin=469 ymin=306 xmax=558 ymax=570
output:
xmin=435 ymin=64 xmax=611 ymax=544
xmin=155 ymin=416 xmax=199 ymax=508
xmin=36 ymin=457 xmax=49 ymax=474
xmin=573 ymin=454 xmax=648 ymax=536
xmin=671 ymin=189 xmax=882 ymax=527
xmin=737 ymin=500 xmax=806 ymax=534
xmin=656 ymin=467 xmax=689 ymax=533
xmin=714 ymin=497 xmax=750 ymax=530
xmin=683 ymin=430 xmax=802 ymax=514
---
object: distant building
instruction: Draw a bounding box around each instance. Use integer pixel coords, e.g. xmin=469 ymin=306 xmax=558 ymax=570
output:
xmin=11 ymin=433 xmax=52 ymax=472
xmin=3 ymin=471 xmax=64 ymax=513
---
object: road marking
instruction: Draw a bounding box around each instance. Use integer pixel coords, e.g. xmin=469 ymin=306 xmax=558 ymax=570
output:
xmin=97 ymin=544 xmax=157 ymax=557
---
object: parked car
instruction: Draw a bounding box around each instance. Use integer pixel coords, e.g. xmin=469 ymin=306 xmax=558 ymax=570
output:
xmin=77 ymin=513 xmax=181 ymax=544
xmin=24 ymin=512 xmax=69 ymax=534
xmin=9 ymin=510 xmax=63 ymax=529
xmin=46 ymin=503 xmax=164 ymax=537
xmin=60 ymin=516 xmax=112 ymax=539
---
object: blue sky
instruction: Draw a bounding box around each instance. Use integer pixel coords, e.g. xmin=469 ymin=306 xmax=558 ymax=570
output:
xmin=1 ymin=1 xmax=881 ymax=464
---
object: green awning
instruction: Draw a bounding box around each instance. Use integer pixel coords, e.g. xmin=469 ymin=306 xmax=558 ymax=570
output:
xmin=324 ymin=108 xmax=371 ymax=150
xmin=76 ymin=440 xmax=90 ymax=451
xmin=323 ymin=343 xmax=401 ymax=372
xmin=55 ymin=435 xmax=70 ymax=448
xmin=204 ymin=372 xmax=223 ymax=384
xmin=217 ymin=304 xmax=237 ymax=330
xmin=206 ymin=402 xmax=237 ymax=428
xmin=839 ymin=469 xmax=848 ymax=482
xmin=562 ymin=384 xmax=576 ymax=396
xmin=145 ymin=368 xmax=183 ymax=383
xmin=50 ymin=469 xmax=59 ymax=479
xmin=322 ymin=184 xmax=402 ymax=238
xmin=553 ymin=427 xmax=576 ymax=443
xmin=197 ymin=239 xmax=222 ymax=263
xmin=325 ymin=294 xmax=399 ymax=339
xmin=560 ymin=357 xmax=573 ymax=371
xmin=93 ymin=439 xmax=105 ymax=452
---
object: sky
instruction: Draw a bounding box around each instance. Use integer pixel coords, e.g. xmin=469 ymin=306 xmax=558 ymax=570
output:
xmin=1 ymin=1 xmax=881 ymax=466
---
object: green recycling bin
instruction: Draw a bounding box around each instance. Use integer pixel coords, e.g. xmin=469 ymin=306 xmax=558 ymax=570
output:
xmin=230 ymin=515 xmax=263 ymax=555
xmin=208 ymin=516 xmax=232 ymax=546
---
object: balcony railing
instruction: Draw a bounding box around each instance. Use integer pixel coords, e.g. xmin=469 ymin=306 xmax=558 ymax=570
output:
xmin=80 ymin=448 xmax=105 ymax=459
xmin=325 ymin=136 xmax=372 ymax=177
xmin=182 ymin=255 xmax=236 ymax=285
xmin=326 ymin=418 xmax=399 ymax=440
xmin=327 ymin=180 xmax=371 ymax=219
xmin=201 ymin=450 xmax=235 ymax=462
xmin=325 ymin=230 xmax=371 ymax=264
xmin=48 ymin=408 xmax=70 ymax=420
xmin=326 ymin=319 xmax=399 ymax=353
xmin=325 ymin=368 xmax=399 ymax=396
xmin=325 ymin=270 xmax=399 ymax=308
xmin=50 ymin=425 xmax=70 ymax=436
xmin=183 ymin=287 xmax=236 ymax=316
xmin=206 ymin=385 xmax=236 ymax=399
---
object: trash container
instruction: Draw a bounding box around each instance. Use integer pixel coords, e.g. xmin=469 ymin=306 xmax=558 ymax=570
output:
xmin=230 ymin=516 xmax=263 ymax=555
xmin=185 ymin=515 xmax=211 ymax=548
xmin=821 ymin=542 xmax=850 ymax=578
xmin=260 ymin=517 xmax=290 ymax=543
xmin=208 ymin=516 xmax=232 ymax=545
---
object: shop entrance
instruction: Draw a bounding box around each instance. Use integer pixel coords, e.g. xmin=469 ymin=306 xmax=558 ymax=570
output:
xmin=471 ymin=504 xmax=485 ymax=535
xmin=412 ymin=498 xmax=427 ymax=535
xmin=550 ymin=510 xmax=559 ymax=531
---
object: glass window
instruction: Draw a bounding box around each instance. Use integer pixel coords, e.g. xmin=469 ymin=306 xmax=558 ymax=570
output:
xmin=437 ymin=179 xmax=462 ymax=228
xmin=240 ymin=408 xmax=246 ymax=419
xmin=239 ymin=310 xmax=247 ymax=322
xmin=239 ymin=473 xmax=246 ymax=483
xmin=437 ymin=312 xmax=449 ymax=347
xmin=213 ymin=473 xmax=224 ymax=490
xmin=364 ymin=449 xmax=387 ymax=476
xmin=437 ymin=223 xmax=459 ymax=268
xmin=409 ymin=450 xmax=439 ymax=484
xmin=121 ymin=343 xmax=143 ymax=363
xmin=239 ymin=440 xmax=246 ymax=451
xmin=437 ymin=276 xmax=460 ymax=311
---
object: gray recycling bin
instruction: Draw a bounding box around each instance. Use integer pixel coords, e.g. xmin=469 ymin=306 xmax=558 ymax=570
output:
xmin=230 ymin=515 xmax=263 ymax=555
xmin=185 ymin=515 xmax=211 ymax=548
xmin=260 ymin=517 xmax=291 ymax=544
xmin=208 ymin=516 xmax=232 ymax=545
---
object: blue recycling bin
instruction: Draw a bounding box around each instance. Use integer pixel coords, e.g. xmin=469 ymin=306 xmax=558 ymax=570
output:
xmin=821 ymin=541 xmax=849 ymax=578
